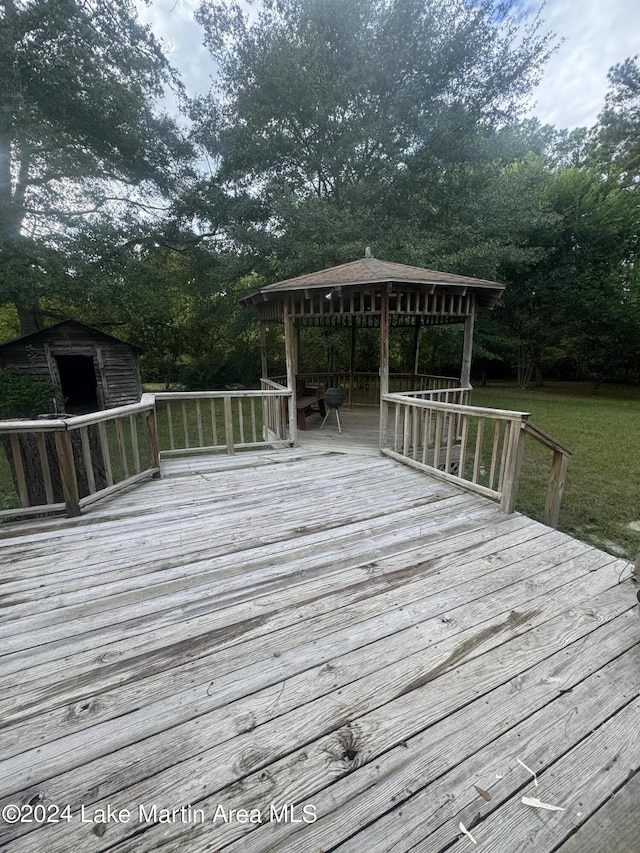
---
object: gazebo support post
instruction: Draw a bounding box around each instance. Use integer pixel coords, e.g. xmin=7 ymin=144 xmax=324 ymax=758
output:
xmin=461 ymin=312 xmax=475 ymax=388
xmin=349 ymin=317 xmax=357 ymax=408
xmin=379 ymin=289 xmax=390 ymax=450
xmin=283 ymin=307 xmax=298 ymax=445
xmin=259 ymin=321 xmax=269 ymax=441
xmin=411 ymin=316 xmax=422 ymax=387
xmin=260 ymin=322 xmax=268 ymax=381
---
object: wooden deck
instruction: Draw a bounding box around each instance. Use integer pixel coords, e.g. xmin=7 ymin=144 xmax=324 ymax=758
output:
xmin=0 ymin=431 xmax=639 ymax=852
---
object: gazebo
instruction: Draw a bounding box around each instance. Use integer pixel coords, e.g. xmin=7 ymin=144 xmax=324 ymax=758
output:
xmin=241 ymin=251 xmax=506 ymax=443
xmin=0 ymin=254 xmax=569 ymax=529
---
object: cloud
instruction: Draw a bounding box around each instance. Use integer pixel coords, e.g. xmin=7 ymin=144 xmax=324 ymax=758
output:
xmin=136 ymin=0 xmax=638 ymax=131
xmin=136 ymin=0 xmax=217 ymax=107
xmin=522 ymin=0 xmax=639 ymax=129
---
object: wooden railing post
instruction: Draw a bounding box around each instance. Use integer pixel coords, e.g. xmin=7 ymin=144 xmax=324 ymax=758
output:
xmin=522 ymin=421 xmax=572 ymax=529
xmin=145 ymin=405 xmax=161 ymax=478
xmin=54 ymin=429 xmax=81 ymax=517
xmin=544 ymin=450 xmax=569 ymax=529
xmin=260 ymin=381 xmax=269 ymax=442
xmin=499 ymin=418 xmax=527 ymax=514
xmin=9 ymin=434 xmax=29 ymax=506
xmin=224 ymin=395 xmax=235 ymax=455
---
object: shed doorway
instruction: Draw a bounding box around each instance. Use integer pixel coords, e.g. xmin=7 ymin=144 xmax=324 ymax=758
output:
xmin=55 ymin=355 xmax=99 ymax=413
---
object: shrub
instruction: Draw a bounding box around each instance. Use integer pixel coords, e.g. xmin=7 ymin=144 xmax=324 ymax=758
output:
xmin=180 ymin=351 xmax=261 ymax=391
xmin=0 ymin=369 xmax=56 ymax=419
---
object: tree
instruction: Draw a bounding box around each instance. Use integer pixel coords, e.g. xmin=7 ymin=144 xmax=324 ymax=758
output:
xmin=190 ymin=0 xmax=554 ymax=272
xmin=479 ymin=159 xmax=640 ymax=387
xmin=593 ymin=56 xmax=640 ymax=185
xmin=457 ymin=148 xmax=562 ymax=386
xmin=120 ymin=240 xmax=266 ymax=389
xmin=546 ymin=167 xmax=639 ymax=384
xmin=0 ymin=0 xmax=193 ymax=334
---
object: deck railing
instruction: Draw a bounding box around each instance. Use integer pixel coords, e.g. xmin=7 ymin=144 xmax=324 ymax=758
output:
xmin=1 ymin=384 xmax=569 ymax=526
xmin=0 ymin=394 xmax=160 ymax=520
xmin=382 ymin=392 xmax=571 ymax=525
xmin=269 ymin=372 xmax=460 ymax=405
xmin=402 ymin=385 xmax=473 ymax=405
xmin=260 ymin=379 xmax=291 ymax=444
xmin=522 ymin=421 xmax=573 ymax=529
xmin=0 ymin=388 xmax=291 ymax=520
xmin=154 ymin=387 xmax=292 ymax=457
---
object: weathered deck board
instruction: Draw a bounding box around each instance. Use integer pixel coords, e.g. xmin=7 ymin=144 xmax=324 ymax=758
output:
xmin=1 ymin=539 xmax=621 ymax=776
xmin=0 ymin=466 xmax=460 ymax=589
xmin=0 ymin=437 xmax=638 ymax=853
xmin=98 ymin=585 xmax=634 ymax=853
xmin=224 ymin=636 xmax=640 ymax=853
xmin=559 ymin=769 xmax=640 ymax=853
xmin=0 ymin=512 xmax=539 ymax=692
xmin=1 ymin=520 xmax=573 ymax=726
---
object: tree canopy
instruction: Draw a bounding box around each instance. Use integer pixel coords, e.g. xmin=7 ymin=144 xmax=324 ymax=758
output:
xmin=0 ymin=0 xmax=193 ymax=333
xmin=196 ymin=0 xmax=551 ymax=188
xmin=0 ymin=0 xmax=638 ymax=388
xmin=191 ymin=0 xmax=554 ymax=268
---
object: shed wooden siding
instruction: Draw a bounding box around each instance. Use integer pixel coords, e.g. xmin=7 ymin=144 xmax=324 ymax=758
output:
xmin=0 ymin=344 xmax=51 ymax=381
xmin=96 ymin=345 xmax=141 ymax=407
xmin=0 ymin=322 xmax=142 ymax=410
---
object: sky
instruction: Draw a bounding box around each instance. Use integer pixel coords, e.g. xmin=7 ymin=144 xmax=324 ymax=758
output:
xmin=137 ymin=0 xmax=639 ymax=131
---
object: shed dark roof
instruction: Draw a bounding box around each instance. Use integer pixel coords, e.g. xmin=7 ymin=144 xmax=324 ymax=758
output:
xmin=0 ymin=319 xmax=142 ymax=351
xmin=242 ymin=256 xmax=506 ymax=310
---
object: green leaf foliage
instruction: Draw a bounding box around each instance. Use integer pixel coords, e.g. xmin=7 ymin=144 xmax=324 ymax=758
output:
xmin=0 ymin=0 xmax=193 ymax=332
xmin=189 ymin=0 xmax=555 ymax=272
xmin=0 ymin=368 xmax=54 ymax=418
xmin=195 ymin=0 xmax=553 ymax=196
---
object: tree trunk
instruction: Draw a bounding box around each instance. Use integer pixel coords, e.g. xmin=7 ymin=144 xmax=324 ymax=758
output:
xmin=535 ymin=366 xmax=544 ymax=387
xmin=15 ymin=302 xmax=45 ymax=336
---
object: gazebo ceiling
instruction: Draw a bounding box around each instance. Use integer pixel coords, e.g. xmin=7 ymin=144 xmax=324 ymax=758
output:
xmin=241 ymin=255 xmax=506 ymax=316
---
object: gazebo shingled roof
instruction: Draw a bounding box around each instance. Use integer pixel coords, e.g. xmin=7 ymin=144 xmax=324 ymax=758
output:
xmin=242 ymin=256 xmax=506 ymax=312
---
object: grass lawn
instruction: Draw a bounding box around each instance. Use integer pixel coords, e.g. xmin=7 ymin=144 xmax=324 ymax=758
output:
xmin=471 ymin=381 xmax=640 ymax=562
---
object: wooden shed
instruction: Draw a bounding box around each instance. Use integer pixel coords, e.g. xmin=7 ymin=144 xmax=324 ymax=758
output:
xmin=0 ymin=320 xmax=142 ymax=413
